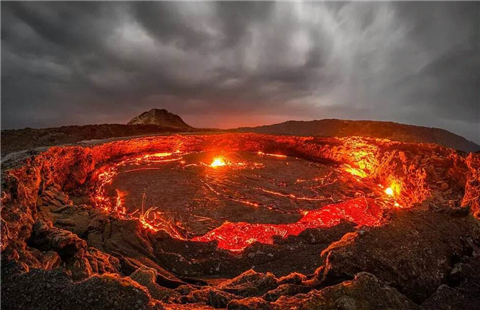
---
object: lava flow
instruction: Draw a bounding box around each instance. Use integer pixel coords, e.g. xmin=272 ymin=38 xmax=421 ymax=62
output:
xmin=193 ymin=198 xmax=383 ymax=251
xmin=92 ymin=147 xmax=402 ymax=252
xmin=210 ymin=156 xmax=227 ymax=167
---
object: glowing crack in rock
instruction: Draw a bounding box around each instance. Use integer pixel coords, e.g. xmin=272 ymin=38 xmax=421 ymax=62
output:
xmin=93 ymin=151 xmax=187 ymax=234
xmin=192 ymin=198 xmax=383 ymax=252
xmin=93 ymin=151 xmax=262 ymax=237
xmin=257 ymin=151 xmax=288 ymax=158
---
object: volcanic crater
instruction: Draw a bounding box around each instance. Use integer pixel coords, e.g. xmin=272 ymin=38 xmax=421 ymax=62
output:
xmin=95 ymin=149 xmax=387 ymax=251
xmin=2 ymin=133 xmax=480 ymax=309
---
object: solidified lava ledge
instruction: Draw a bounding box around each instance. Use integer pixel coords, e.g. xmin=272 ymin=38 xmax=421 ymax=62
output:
xmin=2 ymin=133 xmax=480 ymax=309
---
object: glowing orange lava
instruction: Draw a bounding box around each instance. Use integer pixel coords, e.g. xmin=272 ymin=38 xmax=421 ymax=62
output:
xmin=343 ymin=165 xmax=367 ymax=178
xmin=211 ymin=156 xmax=227 ymax=167
xmin=193 ymin=198 xmax=383 ymax=252
xmin=385 ymin=187 xmax=394 ymax=196
xmin=384 ymin=180 xmax=403 ymax=207
xmin=385 ymin=180 xmax=402 ymax=197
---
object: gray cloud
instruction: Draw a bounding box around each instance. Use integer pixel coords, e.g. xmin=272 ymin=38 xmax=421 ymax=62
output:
xmin=1 ymin=1 xmax=479 ymax=143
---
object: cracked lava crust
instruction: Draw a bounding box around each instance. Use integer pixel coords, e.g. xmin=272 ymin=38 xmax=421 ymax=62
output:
xmin=2 ymin=133 xmax=480 ymax=310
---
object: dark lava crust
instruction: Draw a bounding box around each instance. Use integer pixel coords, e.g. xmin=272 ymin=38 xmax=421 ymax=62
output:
xmin=1 ymin=133 xmax=480 ymax=310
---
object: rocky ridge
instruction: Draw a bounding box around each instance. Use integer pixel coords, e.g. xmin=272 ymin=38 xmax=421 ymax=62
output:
xmin=237 ymin=119 xmax=480 ymax=152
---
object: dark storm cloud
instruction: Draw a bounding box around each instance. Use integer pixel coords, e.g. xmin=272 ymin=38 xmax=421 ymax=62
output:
xmin=1 ymin=1 xmax=479 ymax=143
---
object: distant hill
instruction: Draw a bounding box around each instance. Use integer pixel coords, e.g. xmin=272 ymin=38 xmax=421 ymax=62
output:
xmin=128 ymin=109 xmax=192 ymax=129
xmin=236 ymin=119 xmax=479 ymax=152
xmin=3 ymin=115 xmax=477 ymax=156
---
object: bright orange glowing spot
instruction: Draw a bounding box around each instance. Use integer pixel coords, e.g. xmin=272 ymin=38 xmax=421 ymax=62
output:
xmin=385 ymin=187 xmax=394 ymax=196
xmin=385 ymin=180 xmax=402 ymax=197
xmin=343 ymin=165 xmax=367 ymax=178
xmin=211 ymin=157 xmax=227 ymax=167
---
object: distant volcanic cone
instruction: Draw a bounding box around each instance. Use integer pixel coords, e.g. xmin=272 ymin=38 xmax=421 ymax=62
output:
xmin=128 ymin=108 xmax=192 ymax=129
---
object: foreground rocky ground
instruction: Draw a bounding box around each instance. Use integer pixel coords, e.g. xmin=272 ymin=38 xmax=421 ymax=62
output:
xmin=2 ymin=133 xmax=479 ymax=309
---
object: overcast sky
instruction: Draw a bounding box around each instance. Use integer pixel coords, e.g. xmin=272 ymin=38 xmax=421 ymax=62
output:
xmin=1 ymin=1 xmax=479 ymax=143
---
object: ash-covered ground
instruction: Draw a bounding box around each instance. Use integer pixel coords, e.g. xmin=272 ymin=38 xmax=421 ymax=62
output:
xmin=2 ymin=133 xmax=480 ymax=310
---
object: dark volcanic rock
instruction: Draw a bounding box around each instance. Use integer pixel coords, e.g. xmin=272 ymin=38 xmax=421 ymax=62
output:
xmin=1 ymin=269 xmax=160 ymax=310
xmin=29 ymin=220 xmax=87 ymax=257
xmin=208 ymin=289 xmax=241 ymax=308
xmin=130 ymin=267 xmax=180 ymax=302
xmin=273 ymin=272 xmax=420 ymax=310
xmin=218 ymin=270 xmax=279 ymax=297
xmin=422 ymin=255 xmax=480 ymax=310
xmin=316 ymin=209 xmax=480 ymax=303
xmin=263 ymin=284 xmax=310 ymax=302
xmin=177 ymin=287 xmax=240 ymax=308
xmin=227 ymin=297 xmax=271 ymax=310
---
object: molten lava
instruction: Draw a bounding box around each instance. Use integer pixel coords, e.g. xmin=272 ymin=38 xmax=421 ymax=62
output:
xmin=91 ymin=147 xmax=405 ymax=252
xmin=193 ymin=198 xmax=383 ymax=252
xmin=211 ymin=156 xmax=227 ymax=167
xmin=385 ymin=187 xmax=394 ymax=196
xmin=343 ymin=164 xmax=367 ymax=178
